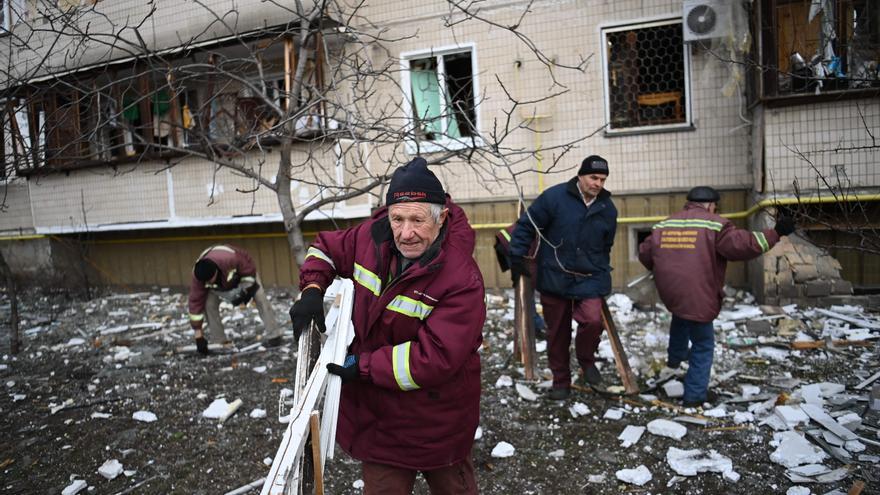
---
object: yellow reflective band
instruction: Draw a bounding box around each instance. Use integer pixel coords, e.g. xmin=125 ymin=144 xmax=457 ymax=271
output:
xmin=305 ymin=247 xmax=336 ymax=270
xmin=353 ymin=263 xmax=382 ymax=296
xmin=240 ymin=276 xmax=256 ymax=284
xmin=387 ymin=295 xmax=434 ymax=320
xmin=189 ymin=313 xmax=204 ymax=321
xmin=653 ymin=219 xmax=723 ymax=231
xmin=226 ymin=268 xmax=237 ymax=283
xmin=392 ymin=341 xmax=420 ymax=391
xmin=753 ymin=231 xmax=770 ymax=252
xmin=500 ymin=229 xmax=511 ymax=242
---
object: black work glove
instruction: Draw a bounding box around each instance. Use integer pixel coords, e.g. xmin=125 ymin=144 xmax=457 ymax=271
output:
xmin=289 ymin=287 xmax=326 ymax=339
xmin=195 ymin=336 xmax=209 ymax=355
xmin=326 ymin=354 xmax=359 ymax=384
xmin=510 ymin=257 xmax=529 ymax=284
xmin=774 ymin=215 xmax=796 ymax=237
xmin=231 ymin=283 xmax=259 ymax=306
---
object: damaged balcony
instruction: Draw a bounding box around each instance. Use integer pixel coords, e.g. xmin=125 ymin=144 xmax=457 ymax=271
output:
xmin=2 ymin=29 xmax=338 ymax=176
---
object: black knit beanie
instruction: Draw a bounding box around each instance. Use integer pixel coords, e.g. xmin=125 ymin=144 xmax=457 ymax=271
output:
xmin=687 ymin=186 xmax=721 ymax=203
xmin=193 ymin=258 xmax=219 ymax=282
xmin=386 ymin=157 xmax=446 ymax=206
xmin=578 ymin=155 xmax=609 ymax=176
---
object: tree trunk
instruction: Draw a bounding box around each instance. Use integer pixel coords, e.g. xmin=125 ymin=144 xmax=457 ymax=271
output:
xmin=276 ymin=137 xmax=308 ymax=266
xmin=0 ymin=250 xmax=20 ymax=354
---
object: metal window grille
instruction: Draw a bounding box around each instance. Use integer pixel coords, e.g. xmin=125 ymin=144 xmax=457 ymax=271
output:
xmin=604 ymin=22 xmax=687 ymax=131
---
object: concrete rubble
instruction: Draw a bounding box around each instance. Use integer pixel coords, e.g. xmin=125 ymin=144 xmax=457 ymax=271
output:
xmin=2 ymin=284 xmax=878 ymax=493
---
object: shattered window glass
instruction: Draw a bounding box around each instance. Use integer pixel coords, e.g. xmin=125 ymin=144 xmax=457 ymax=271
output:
xmin=406 ymin=50 xmax=477 ymax=143
xmin=766 ymin=0 xmax=879 ymax=96
xmin=602 ymin=20 xmax=689 ymax=132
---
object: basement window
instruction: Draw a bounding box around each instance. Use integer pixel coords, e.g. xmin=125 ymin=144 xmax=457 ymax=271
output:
xmin=403 ymin=46 xmax=480 ymax=150
xmin=601 ymin=18 xmax=692 ymax=134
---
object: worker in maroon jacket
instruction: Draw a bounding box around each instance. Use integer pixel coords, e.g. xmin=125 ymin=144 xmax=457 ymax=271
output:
xmin=638 ymin=186 xmax=795 ymax=407
xmin=289 ymin=157 xmax=485 ymax=493
xmin=188 ymin=244 xmax=282 ymax=354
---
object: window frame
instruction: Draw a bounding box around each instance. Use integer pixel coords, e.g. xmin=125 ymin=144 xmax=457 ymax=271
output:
xmin=400 ymin=43 xmax=483 ymax=154
xmin=599 ymin=16 xmax=694 ymax=136
xmin=757 ymin=0 xmax=880 ymax=104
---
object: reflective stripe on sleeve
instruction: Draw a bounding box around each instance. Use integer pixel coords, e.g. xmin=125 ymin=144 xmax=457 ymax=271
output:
xmin=386 ymin=295 xmax=434 ymax=320
xmin=226 ymin=268 xmax=237 ymax=283
xmin=392 ymin=341 xmax=420 ymax=391
xmin=500 ymin=229 xmax=511 ymax=242
xmin=198 ymin=244 xmax=235 ymax=258
xmin=240 ymin=276 xmax=256 ymax=284
xmin=652 ymin=219 xmax=723 ymax=231
xmin=189 ymin=313 xmax=204 ymax=322
xmin=353 ymin=263 xmax=382 ymax=296
xmin=753 ymin=231 xmax=770 ymax=252
xmin=305 ymin=247 xmax=336 ymax=270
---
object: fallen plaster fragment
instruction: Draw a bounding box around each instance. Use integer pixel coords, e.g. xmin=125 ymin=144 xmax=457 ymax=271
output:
xmin=474 ymin=426 xmax=482 ymax=440
xmin=775 ymin=405 xmax=809 ymax=428
xmin=844 ymin=440 xmax=865 ymax=453
xmin=836 ymin=412 xmax=862 ymax=431
xmin=97 ymin=459 xmax=124 ymax=480
xmin=758 ymin=346 xmax=790 ymax=361
xmin=800 ymin=404 xmax=858 ymax=441
xmin=859 ymin=454 xmax=880 ymax=463
xmin=663 ymin=380 xmax=684 ymax=398
xmin=132 ymin=411 xmax=157 ymax=423
xmin=770 ymin=431 xmax=827 ymax=468
xmin=12 ymin=393 xmax=25 ymax=402
xmin=203 ymin=398 xmax=233 ymax=419
xmin=786 ymin=487 xmax=810 ymax=495
xmin=220 ymin=399 xmax=243 ymax=423
xmin=352 ymin=480 xmax=364 ymax=489
xmin=249 ymin=408 xmax=267 ymax=419
xmin=587 ymin=474 xmax=606 ymax=483
xmin=603 ymin=408 xmax=624 ymax=420
xmin=253 ymin=366 xmax=267 ymax=374
xmin=615 ymin=465 xmax=652 ymax=486
xmin=788 ymin=464 xmax=830 ymax=477
xmin=495 ymin=375 xmax=513 ymax=388
xmin=733 ymin=411 xmax=754 ymax=424
xmin=667 ymin=475 xmax=686 ymax=487
xmin=815 ymin=468 xmax=848 ymax=483
xmin=647 ymin=419 xmax=687 ymax=440
xmin=724 ymin=470 xmax=741 ymax=482
xmin=618 ymin=425 xmax=645 ymax=448
xmin=569 ymin=402 xmax=590 ymax=418
xmin=741 ymin=384 xmax=761 ymax=398
xmin=515 ymin=383 xmax=538 ymax=401
xmin=666 ymin=447 xmax=734 ymax=477
xmin=702 ymin=406 xmax=727 ymax=418
xmin=491 ymin=441 xmax=515 ymax=458
xmin=674 ymin=416 xmax=709 ymax=426
xmin=815 ymin=308 xmax=880 ymax=330
xmin=548 ymin=449 xmax=564 ymax=459
xmin=62 ymin=479 xmax=88 ymax=495
xmin=822 ymin=430 xmax=844 ymax=447
xmin=90 ymin=412 xmax=112 ymax=419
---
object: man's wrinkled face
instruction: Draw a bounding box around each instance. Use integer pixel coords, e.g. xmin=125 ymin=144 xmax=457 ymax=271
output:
xmin=578 ymin=173 xmax=607 ymax=200
xmin=389 ymin=202 xmax=448 ymax=259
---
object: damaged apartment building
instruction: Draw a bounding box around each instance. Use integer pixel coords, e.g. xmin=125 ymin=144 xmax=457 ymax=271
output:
xmin=0 ymin=0 xmax=877 ymax=303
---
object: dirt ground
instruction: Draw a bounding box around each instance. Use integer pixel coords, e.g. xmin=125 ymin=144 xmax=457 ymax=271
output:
xmin=1 ymin=287 xmax=878 ymax=494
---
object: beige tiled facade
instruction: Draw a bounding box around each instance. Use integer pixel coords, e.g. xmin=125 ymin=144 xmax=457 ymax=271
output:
xmin=1 ymin=0 xmax=877 ymax=289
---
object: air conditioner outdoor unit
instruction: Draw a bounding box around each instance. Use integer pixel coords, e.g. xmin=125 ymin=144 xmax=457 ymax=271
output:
xmin=682 ymin=0 xmax=731 ymax=42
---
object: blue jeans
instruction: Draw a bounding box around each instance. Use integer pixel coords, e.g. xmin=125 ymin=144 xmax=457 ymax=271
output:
xmin=668 ymin=315 xmax=715 ymax=403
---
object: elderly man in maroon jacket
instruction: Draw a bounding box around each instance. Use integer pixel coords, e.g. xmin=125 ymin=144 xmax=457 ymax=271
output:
xmin=638 ymin=186 xmax=795 ymax=407
xmin=289 ymin=157 xmax=485 ymax=494
xmin=188 ymin=244 xmax=282 ymax=354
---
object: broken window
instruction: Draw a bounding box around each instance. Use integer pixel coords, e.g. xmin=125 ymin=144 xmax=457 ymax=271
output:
xmin=404 ymin=48 xmax=477 ymax=144
xmin=602 ymin=19 xmax=691 ymax=133
xmin=1 ymin=98 xmax=46 ymax=174
xmin=761 ymin=0 xmax=880 ymax=97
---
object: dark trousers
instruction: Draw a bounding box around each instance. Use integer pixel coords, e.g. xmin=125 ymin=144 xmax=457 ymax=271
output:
xmin=540 ymin=294 xmax=604 ymax=388
xmin=667 ymin=315 xmax=715 ymax=403
xmin=362 ymin=456 xmax=478 ymax=495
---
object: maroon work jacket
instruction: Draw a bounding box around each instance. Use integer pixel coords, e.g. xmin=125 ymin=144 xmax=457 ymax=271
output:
xmin=638 ymin=203 xmax=780 ymax=323
xmin=299 ymin=198 xmax=485 ymax=470
xmin=187 ymin=244 xmax=257 ymax=329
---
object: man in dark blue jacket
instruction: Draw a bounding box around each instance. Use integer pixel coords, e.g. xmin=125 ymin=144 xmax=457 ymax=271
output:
xmin=509 ymin=155 xmax=617 ymax=400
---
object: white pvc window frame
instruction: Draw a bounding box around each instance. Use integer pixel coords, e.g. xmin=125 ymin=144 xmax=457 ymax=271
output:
xmin=599 ymin=15 xmax=694 ymax=136
xmin=400 ymin=43 xmax=483 ymax=154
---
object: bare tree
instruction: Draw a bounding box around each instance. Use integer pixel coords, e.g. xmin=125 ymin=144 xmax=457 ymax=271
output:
xmin=0 ymin=0 xmax=591 ymax=267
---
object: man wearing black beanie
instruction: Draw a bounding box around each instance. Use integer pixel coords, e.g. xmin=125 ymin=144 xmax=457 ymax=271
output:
xmin=289 ymin=156 xmax=484 ymax=493
xmin=509 ymin=154 xmax=618 ymax=400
